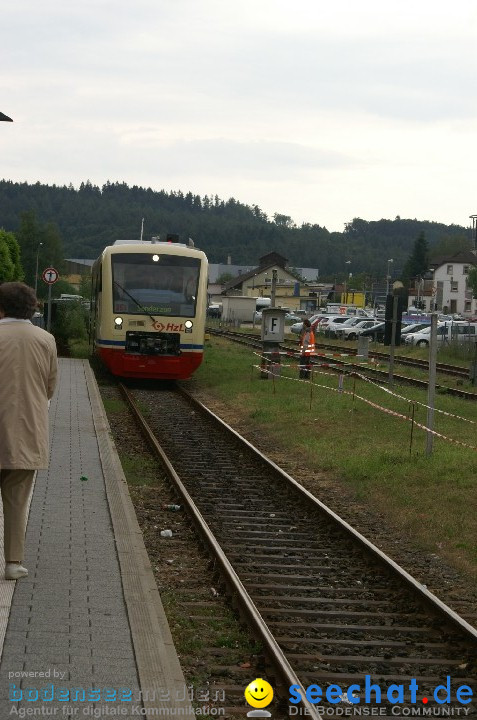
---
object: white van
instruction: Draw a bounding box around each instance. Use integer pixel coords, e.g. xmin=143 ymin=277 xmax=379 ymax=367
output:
xmin=405 ymin=321 xmax=477 ymax=347
xmin=256 ymin=297 xmax=272 ymax=312
xmin=325 ymin=304 xmax=374 ymax=318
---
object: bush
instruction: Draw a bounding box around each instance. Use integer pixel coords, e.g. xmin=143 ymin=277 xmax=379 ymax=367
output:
xmin=51 ymin=301 xmax=88 ymax=346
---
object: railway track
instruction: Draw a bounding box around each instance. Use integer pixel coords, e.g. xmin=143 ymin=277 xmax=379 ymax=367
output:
xmin=119 ymin=382 xmax=477 ymax=717
xmin=314 ymin=342 xmax=470 ymax=379
xmin=209 ymin=328 xmax=477 ymax=400
xmin=208 ymin=327 xmax=471 ymax=378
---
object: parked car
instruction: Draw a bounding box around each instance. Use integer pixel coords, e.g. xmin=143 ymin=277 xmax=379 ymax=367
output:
xmin=354 ymin=321 xmax=431 ymax=344
xmin=321 ymin=316 xmax=356 ymax=336
xmin=405 ymin=321 xmax=477 ymax=347
xmin=359 ymin=322 xmax=386 ymax=342
xmin=285 ymin=312 xmax=301 ymax=323
xmin=400 ymin=322 xmax=430 ymax=338
xmin=207 ymin=304 xmax=222 ymax=318
xmin=339 ymin=319 xmax=382 ymax=340
xmin=330 ymin=316 xmax=366 ymax=339
xmin=290 ymin=313 xmax=327 ymax=335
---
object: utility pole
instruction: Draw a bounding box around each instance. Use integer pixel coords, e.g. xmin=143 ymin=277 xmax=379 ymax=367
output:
xmin=470 ymin=215 xmax=477 ymax=251
xmin=344 ymin=260 xmax=351 ymax=303
xmin=387 ymin=296 xmax=398 ymax=386
xmin=426 ymin=314 xmax=438 ymax=456
xmin=386 ymin=258 xmax=393 ymax=296
xmin=270 ymin=269 xmax=277 ymax=308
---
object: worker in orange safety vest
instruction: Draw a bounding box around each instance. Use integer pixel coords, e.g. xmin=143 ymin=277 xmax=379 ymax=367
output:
xmin=299 ymin=318 xmax=315 ymax=379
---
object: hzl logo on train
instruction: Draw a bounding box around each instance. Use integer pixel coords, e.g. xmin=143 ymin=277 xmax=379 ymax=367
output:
xmin=152 ymin=321 xmax=184 ymax=332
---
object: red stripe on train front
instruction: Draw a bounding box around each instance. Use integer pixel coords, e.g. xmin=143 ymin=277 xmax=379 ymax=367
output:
xmin=98 ymin=347 xmax=203 ymax=380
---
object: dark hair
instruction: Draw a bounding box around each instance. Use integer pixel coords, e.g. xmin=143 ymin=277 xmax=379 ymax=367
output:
xmin=0 ymin=282 xmax=38 ymax=319
xmin=303 ymin=318 xmax=311 ymax=327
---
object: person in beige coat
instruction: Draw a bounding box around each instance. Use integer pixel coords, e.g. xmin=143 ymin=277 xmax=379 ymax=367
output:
xmin=0 ymin=282 xmax=57 ymax=580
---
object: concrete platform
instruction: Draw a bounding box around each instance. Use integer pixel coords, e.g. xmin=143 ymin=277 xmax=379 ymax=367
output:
xmin=0 ymin=358 xmax=195 ymax=718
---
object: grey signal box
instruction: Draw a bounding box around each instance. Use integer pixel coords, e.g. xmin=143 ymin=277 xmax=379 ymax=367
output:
xmin=261 ymin=308 xmax=287 ymax=343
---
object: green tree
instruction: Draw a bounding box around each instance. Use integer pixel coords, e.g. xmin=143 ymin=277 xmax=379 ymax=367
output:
xmin=4 ymin=230 xmax=24 ymax=280
xmin=430 ymin=233 xmax=472 ymax=260
xmin=16 ymin=210 xmax=42 ymax=286
xmin=51 ymin=279 xmax=79 ymax=299
xmin=40 ymin=221 xmax=64 ymax=273
xmin=273 ymin=213 xmax=295 ymax=228
xmin=79 ymin=273 xmax=92 ymax=300
xmin=51 ymin=302 xmax=88 ymax=346
xmin=0 ymin=229 xmax=23 ymax=281
xmin=0 ymin=233 xmax=14 ymax=282
xmin=467 ymin=267 xmax=477 ymax=298
xmin=346 ymin=271 xmax=369 ymax=290
xmin=0 ymin=178 xmax=471 ymax=274
xmin=16 ymin=212 xmax=64 ymax=289
xmin=402 ymin=231 xmax=429 ymax=285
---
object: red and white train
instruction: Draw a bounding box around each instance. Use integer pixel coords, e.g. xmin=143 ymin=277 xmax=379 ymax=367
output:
xmin=91 ymin=237 xmax=208 ymax=379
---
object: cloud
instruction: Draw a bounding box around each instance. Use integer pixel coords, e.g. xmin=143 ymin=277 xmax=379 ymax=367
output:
xmin=2 ymin=0 xmax=477 ymax=231
xmin=123 ymin=137 xmax=353 ymax=177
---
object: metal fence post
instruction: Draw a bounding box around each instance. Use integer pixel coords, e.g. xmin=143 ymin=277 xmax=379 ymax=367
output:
xmin=387 ymin=296 xmax=398 ymax=386
xmin=426 ymin=314 xmax=438 ymax=456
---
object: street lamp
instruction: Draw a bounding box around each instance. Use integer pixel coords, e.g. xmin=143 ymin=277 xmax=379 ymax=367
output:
xmin=34 ymin=242 xmax=43 ymax=295
xmin=344 ymin=260 xmax=351 ymax=303
xmin=386 ymin=258 xmax=393 ymax=296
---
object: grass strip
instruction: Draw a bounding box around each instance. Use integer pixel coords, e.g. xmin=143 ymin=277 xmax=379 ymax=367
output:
xmin=192 ymin=337 xmax=477 ymax=579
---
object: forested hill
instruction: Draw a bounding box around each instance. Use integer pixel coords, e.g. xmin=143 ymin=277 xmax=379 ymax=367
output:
xmin=0 ymin=179 xmax=469 ymax=277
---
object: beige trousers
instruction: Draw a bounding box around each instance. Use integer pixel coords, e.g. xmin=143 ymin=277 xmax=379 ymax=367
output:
xmin=0 ymin=469 xmax=35 ymax=563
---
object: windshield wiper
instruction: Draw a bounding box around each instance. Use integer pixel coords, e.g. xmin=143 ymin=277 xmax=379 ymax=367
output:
xmin=113 ymin=280 xmax=160 ymax=326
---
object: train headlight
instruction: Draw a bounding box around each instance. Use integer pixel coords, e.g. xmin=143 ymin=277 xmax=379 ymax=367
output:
xmin=114 ymin=316 xmax=123 ymax=329
xmin=152 ymin=254 xmax=160 ymax=262
xmin=184 ymin=320 xmax=193 ymax=333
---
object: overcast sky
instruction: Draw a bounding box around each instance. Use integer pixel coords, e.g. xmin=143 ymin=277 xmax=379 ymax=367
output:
xmin=2 ymin=0 xmax=477 ymax=232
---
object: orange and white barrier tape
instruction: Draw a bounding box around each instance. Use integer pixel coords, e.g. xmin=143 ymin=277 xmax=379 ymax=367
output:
xmin=355 ymin=372 xmax=476 ymax=425
xmin=252 ymin=364 xmax=477 ymax=451
xmin=314 ymin=351 xmax=379 ymax=366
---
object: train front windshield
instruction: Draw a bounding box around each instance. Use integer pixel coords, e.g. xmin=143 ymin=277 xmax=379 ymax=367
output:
xmin=112 ymin=253 xmax=201 ymax=318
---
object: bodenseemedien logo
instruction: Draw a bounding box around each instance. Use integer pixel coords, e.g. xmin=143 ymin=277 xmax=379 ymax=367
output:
xmin=244 ymin=678 xmax=274 ymax=717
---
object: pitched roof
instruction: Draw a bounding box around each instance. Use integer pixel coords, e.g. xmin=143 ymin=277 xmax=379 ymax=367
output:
xmin=258 ymin=251 xmax=288 ymax=268
xmin=430 ymin=250 xmax=477 ymax=268
xmin=222 ymin=261 xmax=301 ymax=292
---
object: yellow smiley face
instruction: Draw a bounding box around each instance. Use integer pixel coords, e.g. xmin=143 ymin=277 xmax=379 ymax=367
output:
xmin=244 ymin=678 xmax=274 ymax=709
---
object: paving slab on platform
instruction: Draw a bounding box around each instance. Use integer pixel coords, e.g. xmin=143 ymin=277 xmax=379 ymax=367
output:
xmin=0 ymin=358 xmax=194 ymax=718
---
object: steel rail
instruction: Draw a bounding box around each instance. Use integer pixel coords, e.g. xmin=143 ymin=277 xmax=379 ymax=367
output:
xmin=117 ymin=382 xmax=323 ymax=720
xmin=209 ymin=328 xmax=477 ymax=400
xmin=174 ymin=385 xmax=477 ymax=646
xmin=322 ymin=343 xmax=469 ymax=378
xmin=208 ymin=327 xmax=471 ymax=378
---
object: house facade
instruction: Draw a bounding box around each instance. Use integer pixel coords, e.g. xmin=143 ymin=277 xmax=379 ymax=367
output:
xmin=408 ymin=251 xmax=477 ymax=316
xmin=221 ymin=252 xmax=328 ymax=312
